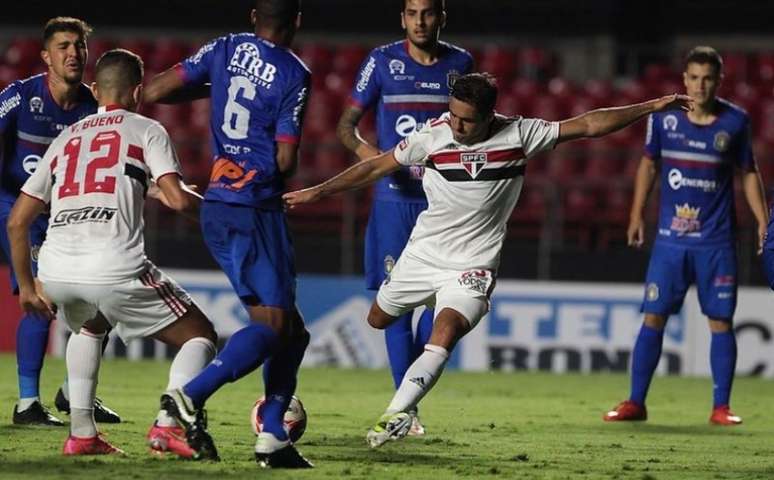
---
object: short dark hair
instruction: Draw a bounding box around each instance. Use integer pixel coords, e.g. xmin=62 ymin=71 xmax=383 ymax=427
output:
xmin=684 ymin=46 xmax=723 ymax=75
xmin=255 ymin=0 xmax=301 ymax=29
xmin=43 ymin=17 xmax=92 ymax=46
xmin=450 ymin=73 xmax=498 ymax=117
xmin=95 ymin=49 xmax=144 ymax=91
xmin=401 ymin=0 xmax=445 ymax=13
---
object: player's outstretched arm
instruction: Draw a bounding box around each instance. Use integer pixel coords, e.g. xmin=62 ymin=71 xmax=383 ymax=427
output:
xmin=144 ymin=67 xmax=210 ymax=104
xmin=627 ymin=156 xmax=658 ymax=248
xmin=6 ymin=194 xmax=54 ymax=319
xmin=283 ymin=150 xmax=401 ymax=208
xmin=740 ymin=169 xmax=769 ymax=254
xmin=336 ymin=104 xmax=380 ymax=161
xmin=557 ymin=94 xmax=694 ymax=145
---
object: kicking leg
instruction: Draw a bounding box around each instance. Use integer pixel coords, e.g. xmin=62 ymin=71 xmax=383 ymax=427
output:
xmin=367 ymin=306 xmax=469 ymax=448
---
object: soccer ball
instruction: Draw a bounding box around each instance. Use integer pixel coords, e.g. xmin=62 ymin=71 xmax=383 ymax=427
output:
xmin=250 ymin=395 xmax=307 ymax=443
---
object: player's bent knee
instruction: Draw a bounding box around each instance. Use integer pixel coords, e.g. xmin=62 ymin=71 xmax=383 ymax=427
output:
xmin=643 ymin=313 xmax=667 ymax=330
xmin=367 ymin=302 xmax=395 ymax=330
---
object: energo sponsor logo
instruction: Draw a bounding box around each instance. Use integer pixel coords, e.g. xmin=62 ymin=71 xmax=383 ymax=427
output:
xmin=667 ymin=169 xmax=717 ymax=192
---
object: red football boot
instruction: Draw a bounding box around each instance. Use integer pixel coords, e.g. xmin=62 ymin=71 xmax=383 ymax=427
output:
xmin=147 ymin=422 xmax=196 ymax=458
xmin=603 ymin=400 xmax=647 ymax=422
xmin=710 ymin=405 xmax=742 ymax=426
xmin=63 ymin=434 xmax=125 ymax=455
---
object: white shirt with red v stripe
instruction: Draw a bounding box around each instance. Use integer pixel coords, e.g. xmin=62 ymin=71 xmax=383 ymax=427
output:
xmin=393 ymin=112 xmax=559 ymax=270
xmin=21 ymin=106 xmax=182 ymax=284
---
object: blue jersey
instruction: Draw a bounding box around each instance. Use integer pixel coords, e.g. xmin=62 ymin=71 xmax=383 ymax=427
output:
xmin=349 ymin=40 xmax=473 ymax=202
xmin=0 ymin=74 xmax=96 ymax=205
xmin=646 ymin=98 xmax=755 ymax=248
xmin=180 ymin=33 xmax=311 ymax=209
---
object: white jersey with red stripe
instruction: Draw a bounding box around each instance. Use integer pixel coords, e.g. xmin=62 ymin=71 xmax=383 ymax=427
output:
xmin=393 ymin=112 xmax=559 ymax=271
xmin=21 ymin=105 xmax=182 ymax=284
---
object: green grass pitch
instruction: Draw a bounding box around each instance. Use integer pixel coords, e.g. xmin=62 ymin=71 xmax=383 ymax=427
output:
xmin=1 ymin=353 xmax=774 ymax=479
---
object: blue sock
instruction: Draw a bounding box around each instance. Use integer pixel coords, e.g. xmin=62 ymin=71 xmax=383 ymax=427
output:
xmin=385 ymin=312 xmax=414 ymax=389
xmin=16 ymin=313 xmax=51 ymax=400
xmin=629 ymin=324 xmax=664 ymax=406
xmin=413 ymin=308 xmax=434 ymax=358
xmin=184 ymin=323 xmax=278 ymax=408
xmin=710 ymin=330 xmax=737 ymax=408
xmin=261 ymin=329 xmax=310 ymax=441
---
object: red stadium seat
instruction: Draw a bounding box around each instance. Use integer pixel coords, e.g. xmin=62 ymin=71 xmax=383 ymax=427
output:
xmin=86 ymin=38 xmax=115 ymax=70
xmin=147 ymin=39 xmax=189 ymax=72
xmin=517 ymin=47 xmax=555 ymax=81
xmin=3 ymin=38 xmax=42 ymax=71
xmin=479 ymin=45 xmax=517 ymax=83
xmin=332 ymin=45 xmax=369 ymax=77
xmin=298 ymin=43 xmax=334 ymax=78
xmin=753 ymin=52 xmax=774 ymax=84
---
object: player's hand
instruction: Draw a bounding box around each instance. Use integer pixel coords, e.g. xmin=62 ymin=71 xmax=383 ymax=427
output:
xmin=653 ymin=94 xmax=694 ymax=113
xmin=282 ymin=187 xmax=322 ymax=209
xmin=18 ymin=288 xmax=55 ymax=320
xmin=627 ymin=216 xmax=645 ymax=248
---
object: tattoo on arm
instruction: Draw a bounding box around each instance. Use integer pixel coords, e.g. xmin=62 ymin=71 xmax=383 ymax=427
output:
xmin=337 ymin=106 xmax=369 ymax=153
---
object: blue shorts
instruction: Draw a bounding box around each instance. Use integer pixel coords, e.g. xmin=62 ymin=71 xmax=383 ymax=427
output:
xmin=0 ymin=201 xmax=48 ymax=294
xmin=364 ymin=200 xmax=427 ymax=290
xmin=641 ymin=242 xmax=737 ymax=320
xmin=200 ymin=201 xmax=296 ymax=310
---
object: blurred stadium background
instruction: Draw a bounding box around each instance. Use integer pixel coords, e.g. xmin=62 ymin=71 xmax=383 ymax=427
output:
xmin=1 ymin=0 xmax=774 ymax=376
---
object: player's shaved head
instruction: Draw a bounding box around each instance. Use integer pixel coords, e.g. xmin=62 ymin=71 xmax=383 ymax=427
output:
xmin=43 ymin=17 xmax=92 ymax=47
xmin=685 ymin=46 xmax=723 ymax=76
xmin=451 ymin=73 xmax=498 ymax=118
xmin=95 ymin=49 xmax=144 ymax=93
xmin=254 ymin=0 xmax=301 ymax=29
xmin=401 ymin=0 xmax=445 ymax=13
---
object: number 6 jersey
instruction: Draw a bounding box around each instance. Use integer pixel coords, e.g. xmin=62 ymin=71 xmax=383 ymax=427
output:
xmin=177 ymin=33 xmax=311 ymax=208
xmin=21 ymin=105 xmax=182 ymax=284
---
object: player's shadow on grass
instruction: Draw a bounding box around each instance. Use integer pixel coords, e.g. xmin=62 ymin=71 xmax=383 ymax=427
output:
xmin=593 ymin=423 xmax=750 ymax=436
xmin=303 ymin=433 xmax=461 ymax=465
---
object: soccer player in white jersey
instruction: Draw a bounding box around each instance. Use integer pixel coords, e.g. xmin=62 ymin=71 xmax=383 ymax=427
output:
xmin=284 ymin=73 xmax=693 ymax=448
xmin=7 ymin=49 xmax=218 ymax=457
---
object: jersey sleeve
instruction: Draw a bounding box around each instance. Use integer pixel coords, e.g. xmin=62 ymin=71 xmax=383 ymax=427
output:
xmin=144 ymin=123 xmax=182 ymax=180
xmin=734 ymin=116 xmax=756 ymax=172
xmin=275 ymin=69 xmax=311 ymax=144
xmin=179 ymin=37 xmax=220 ymax=86
xmin=20 ymin=139 xmax=55 ymax=203
xmin=461 ymin=51 xmax=475 ymax=74
xmin=518 ymin=118 xmax=560 ymax=158
xmin=348 ymin=52 xmax=381 ymax=110
xmin=644 ymin=114 xmax=661 ymax=160
xmin=393 ymin=119 xmax=436 ymax=166
xmin=0 ymin=82 xmax=22 ymax=135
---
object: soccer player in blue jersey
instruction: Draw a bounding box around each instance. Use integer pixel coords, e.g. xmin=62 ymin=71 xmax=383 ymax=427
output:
xmin=143 ymin=0 xmax=312 ymax=467
xmin=1 ymin=17 xmax=120 ymax=426
xmin=337 ymin=0 xmax=472 ymax=435
xmin=604 ymin=46 xmax=768 ymax=425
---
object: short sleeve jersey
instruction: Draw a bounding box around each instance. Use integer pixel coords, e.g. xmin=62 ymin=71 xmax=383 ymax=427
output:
xmin=645 ymin=98 xmax=756 ymax=248
xmin=178 ymin=33 xmax=310 ymax=209
xmin=393 ymin=113 xmax=559 ymax=270
xmin=349 ymin=41 xmax=473 ymax=202
xmin=0 ymin=74 xmax=96 ymax=205
xmin=21 ymin=106 xmax=182 ymax=284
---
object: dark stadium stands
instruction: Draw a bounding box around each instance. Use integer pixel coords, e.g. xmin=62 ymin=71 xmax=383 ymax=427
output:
xmin=2 ymin=38 xmax=771 ymax=251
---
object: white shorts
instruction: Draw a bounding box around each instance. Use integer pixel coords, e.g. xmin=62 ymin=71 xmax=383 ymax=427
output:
xmin=375 ymin=253 xmax=495 ymax=328
xmin=42 ymin=261 xmax=194 ymax=342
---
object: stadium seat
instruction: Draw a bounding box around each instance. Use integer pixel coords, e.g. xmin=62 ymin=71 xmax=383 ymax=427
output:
xmin=332 ymin=45 xmax=370 ymax=78
xmin=479 ymin=45 xmax=517 ymax=83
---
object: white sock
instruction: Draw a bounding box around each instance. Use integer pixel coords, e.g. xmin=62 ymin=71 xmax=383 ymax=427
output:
xmin=66 ymin=330 xmax=104 ymax=438
xmin=156 ymin=337 xmax=216 ymax=427
xmin=18 ymin=397 xmax=39 ymax=411
xmin=386 ymin=345 xmax=449 ymax=415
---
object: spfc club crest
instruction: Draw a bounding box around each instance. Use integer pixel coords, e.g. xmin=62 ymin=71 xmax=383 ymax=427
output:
xmin=460 ymin=152 xmax=487 ymax=178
